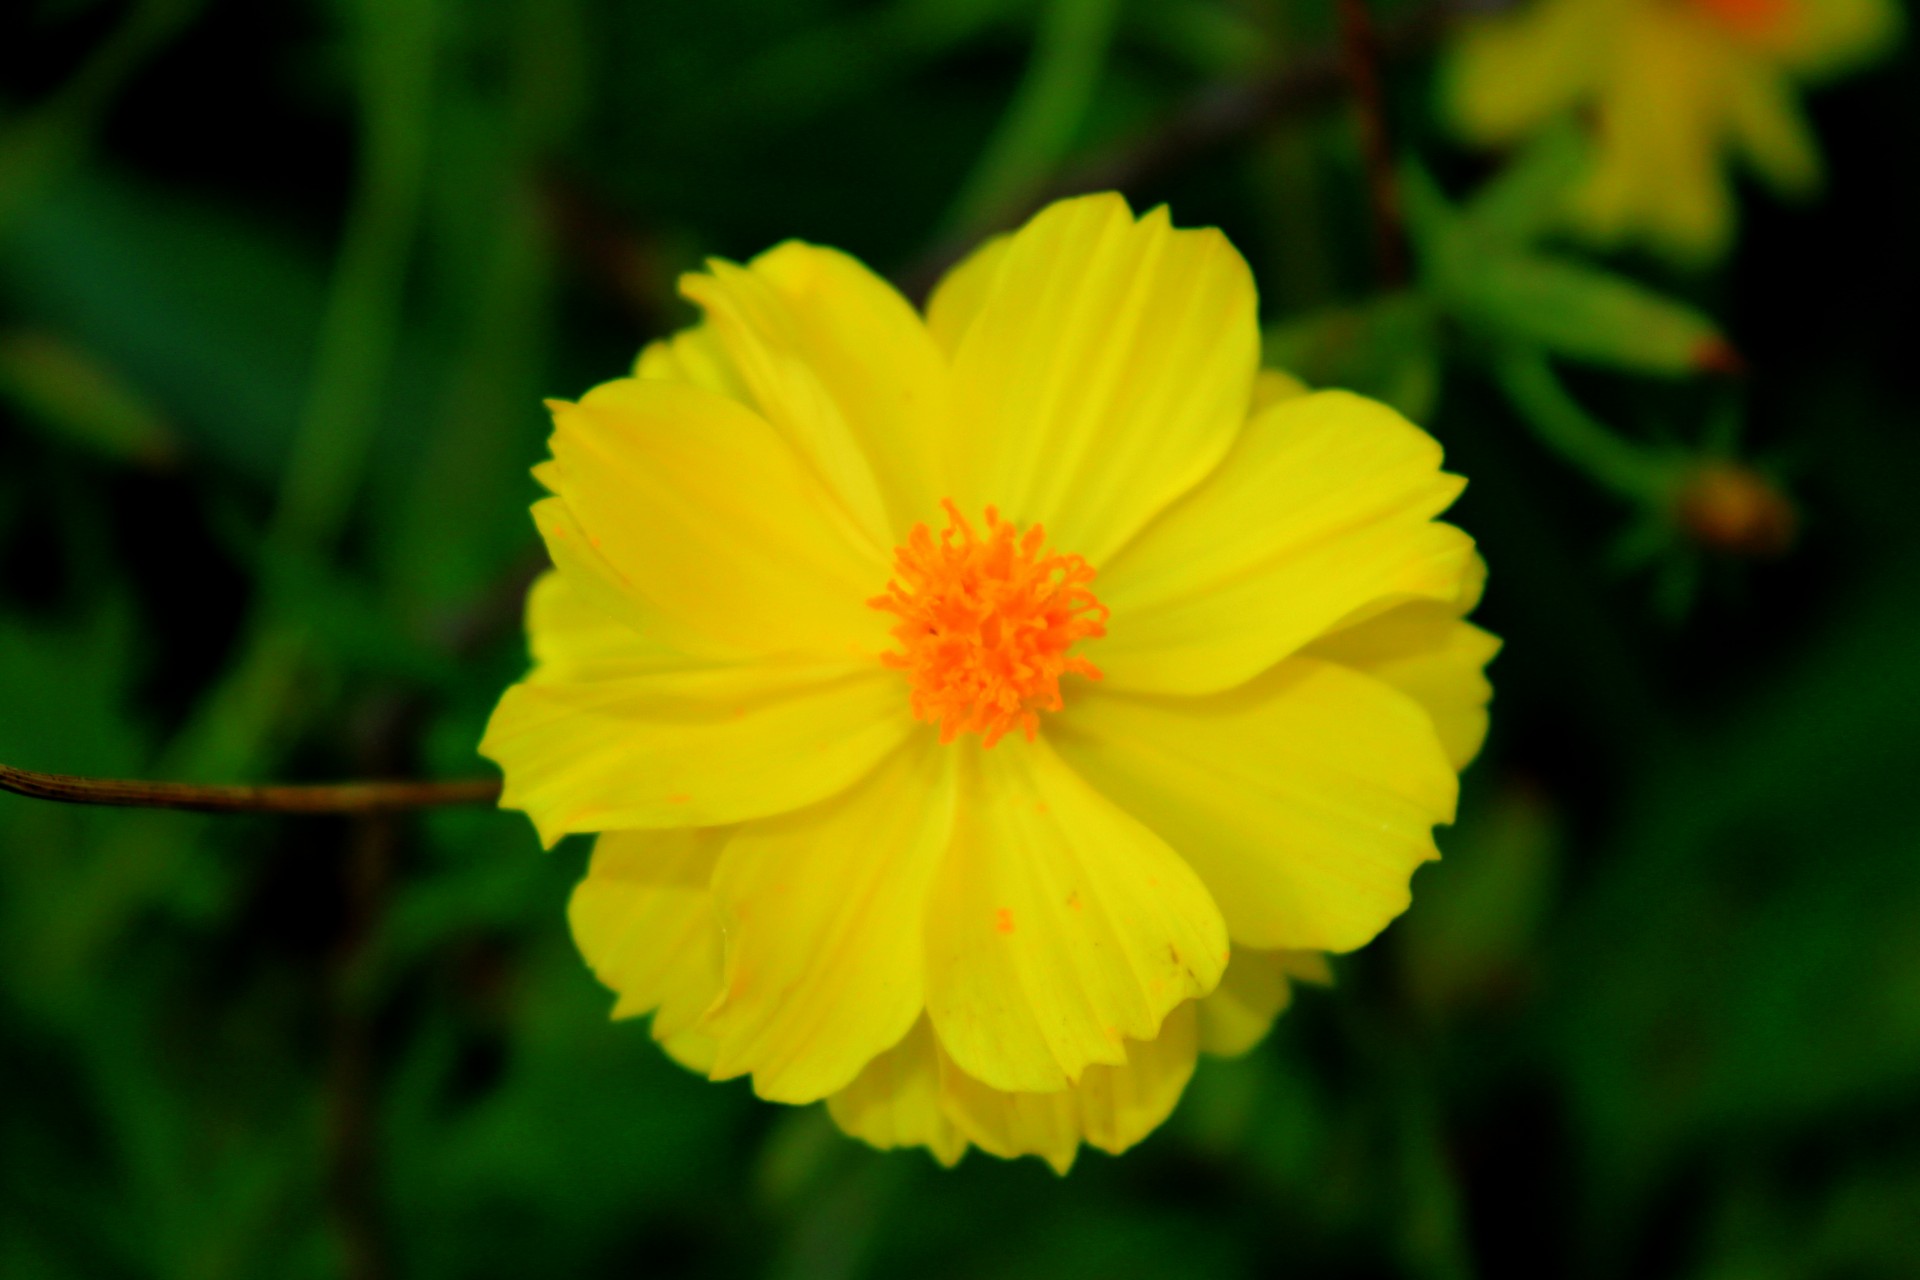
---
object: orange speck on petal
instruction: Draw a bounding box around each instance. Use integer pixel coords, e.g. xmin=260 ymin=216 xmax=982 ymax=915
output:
xmin=869 ymin=500 xmax=1107 ymax=746
xmin=665 ymin=791 xmax=691 ymax=805
xmin=1066 ymin=891 xmax=1082 ymax=912
xmin=994 ymin=907 xmax=1015 ymax=935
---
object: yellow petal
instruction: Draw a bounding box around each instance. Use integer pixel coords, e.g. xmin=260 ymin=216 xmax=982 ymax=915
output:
xmin=480 ymin=661 xmax=910 ymax=846
xmin=924 ymin=231 xmax=1012 ymax=356
xmin=632 ymin=323 xmax=752 ymax=404
xmin=826 ymin=1017 xmax=970 ymax=1167
xmin=1725 ymin=60 xmax=1820 ymax=196
xmin=494 ymin=532 xmax=913 ymax=846
xmin=568 ymin=827 xmax=727 ymax=1068
xmin=1279 ymin=950 xmax=1335 ymax=985
xmin=524 ymin=496 xmax=683 ymax=657
xmin=1051 ymin=657 xmax=1458 ymax=953
xmin=680 ymin=244 xmax=954 ymax=543
xmin=1196 ymin=948 xmax=1330 ymax=1058
xmin=1442 ymin=0 xmax=1618 ymax=144
xmin=521 ymin=569 xmax=683 ymax=681
xmin=544 ymin=377 xmax=888 ymax=661
xmin=941 ymin=193 xmax=1259 ymax=564
xmin=1455 ymin=550 xmax=1490 ymax=615
xmin=1571 ymin=10 xmax=1736 ymax=261
xmin=1249 ymin=368 xmax=1311 ymax=414
xmin=1096 ymin=390 xmax=1473 ymax=697
xmin=923 ymin=734 xmax=1228 ymax=1093
xmin=939 ymin=1002 xmax=1199 ymax=1174
xmin=701 ymin=738 xmax=957 ymax=1103
xmin=1307 ymin=603 xmax=1501 ymax=771
xmin=658 ymin=1021 xmax=721 ymax=1075
xmin=1773 ymin=0 xmax=1902 ymax=76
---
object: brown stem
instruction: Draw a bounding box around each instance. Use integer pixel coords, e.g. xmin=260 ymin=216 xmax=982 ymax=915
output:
xmin=1338 ymin=0 xmax=1409 ymax=289
xmin=327 ymin=811 xmax=398 ymax=1280
xmin=0 ymin=763 xmax=500 ymax=813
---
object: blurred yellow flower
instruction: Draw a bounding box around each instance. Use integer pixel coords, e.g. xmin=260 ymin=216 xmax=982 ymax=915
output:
xmin=480 ymin=194 xmax=1495 ymax=1169
xmin=1442 ymin=0 xmax=1901 ymax=261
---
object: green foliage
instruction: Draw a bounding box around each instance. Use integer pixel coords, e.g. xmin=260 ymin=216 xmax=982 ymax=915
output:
xmin=1400 ymin=144 xmax=1731 ymax=379
xmin=0 ymin=172 xmax=329 ymax=482
xmin=2 ymin=1 xmax=1918 ymax=1278
xmin=940 ymin=0 xmax=1121 ymax=238
xmin=0 ymin=329 xmax=178 ymax=466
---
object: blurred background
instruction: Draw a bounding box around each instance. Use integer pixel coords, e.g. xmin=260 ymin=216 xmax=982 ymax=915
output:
xmin=3 ymin=0 xmax=1919 ymax=1276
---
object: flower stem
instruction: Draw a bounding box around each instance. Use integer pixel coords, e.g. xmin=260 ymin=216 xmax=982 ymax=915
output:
xmin=1493 ymin=349 xmax=1680 ymax=503
xmin=0 ymin=763 xmax=499 ymax=814
xmin=1337 ymin=0 xmax=1409 ymax=289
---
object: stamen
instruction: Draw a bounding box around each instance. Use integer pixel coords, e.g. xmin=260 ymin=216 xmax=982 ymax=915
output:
xmin=869 ymin=500 xmax=1108 ymax=747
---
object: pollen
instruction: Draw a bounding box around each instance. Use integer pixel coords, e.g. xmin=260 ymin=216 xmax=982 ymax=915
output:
xmin=870 ymin=500 xmax=1107 ymax=747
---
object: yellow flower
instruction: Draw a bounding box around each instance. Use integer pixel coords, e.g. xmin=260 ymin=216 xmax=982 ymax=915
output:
xmin=480 ymin=193 xmax=1496 ymax=1170
xmin=1442 ymin=0 xmax=1900 ymax=261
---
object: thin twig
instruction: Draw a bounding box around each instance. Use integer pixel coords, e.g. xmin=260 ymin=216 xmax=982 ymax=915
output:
xmin=1338 ymin=0 xmax=1409 ymax=289
xmin=327 ymin=812 xmax=398 ymax=1280
xmin=323 ymin=696 xmax=413 ymax=1280
xmin=0 ymin=763 xmax=499 ymax=813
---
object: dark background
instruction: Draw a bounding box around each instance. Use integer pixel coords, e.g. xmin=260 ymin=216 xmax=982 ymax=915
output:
xmin=2 ymin=1 xmax=1918 ymax=1277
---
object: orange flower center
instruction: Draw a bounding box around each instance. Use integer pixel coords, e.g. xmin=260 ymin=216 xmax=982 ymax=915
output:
xmin=1690 ymin=0 xmax=1789 ymax=39
xmin=870 ymin=500 xmax=1107 ymax=747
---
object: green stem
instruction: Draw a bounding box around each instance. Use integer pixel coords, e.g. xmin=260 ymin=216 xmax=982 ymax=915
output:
xmin=269 ymin=0 xmax=439 ymax=555
xmin=1492 ymin=349 xmax=1679 ymax=504
xmin=939 ymin=0 xmax=1120 ymax=240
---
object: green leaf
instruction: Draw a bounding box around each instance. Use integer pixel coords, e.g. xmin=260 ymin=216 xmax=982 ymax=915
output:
xmin=1404 ymin=157 xmax=1734 ymax=379
xmin=375 ymin=74 xmax=555 ymax=615
xmin=938 ymin=0 xmax=1121 ymax=239
xmin=0 ymin=329 xmax=179 ymax=467
xmin=1489 ymin=348 xmax=1681 ymax=501
xmin=0 ymin=171 xmax=327 ymax=483
xmin=1461 ymin=254 xmax=1730 ymax=377
xmin=1460 ymin=121 xmax=1590 ymax=248
xmin=1398 ymin=160 xmax=1460 ymax=275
